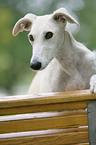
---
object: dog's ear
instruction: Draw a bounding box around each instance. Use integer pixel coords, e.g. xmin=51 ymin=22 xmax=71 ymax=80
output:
xmin=52 ymin=8 xmax=79 ymax=26
xmin=12 ymin=13 xmax=37 ymax=36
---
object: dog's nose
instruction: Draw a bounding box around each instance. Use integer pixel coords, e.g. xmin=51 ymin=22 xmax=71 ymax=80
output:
xmin=30 ymin=61 xmax=42 ymax=70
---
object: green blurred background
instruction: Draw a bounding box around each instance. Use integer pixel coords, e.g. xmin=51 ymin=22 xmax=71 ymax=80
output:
xmin=0 ymin=0 xmax=96 ymax=96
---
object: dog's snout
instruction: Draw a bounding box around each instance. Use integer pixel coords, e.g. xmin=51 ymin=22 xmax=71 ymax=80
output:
xmin=30 ymin=61 xmax=42 ymax=70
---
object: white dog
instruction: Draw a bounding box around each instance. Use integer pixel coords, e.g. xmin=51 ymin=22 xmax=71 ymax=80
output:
xmin=12 ymin=8 xmax=96 ymax=94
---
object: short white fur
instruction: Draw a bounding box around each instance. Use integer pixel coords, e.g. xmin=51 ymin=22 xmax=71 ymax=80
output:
xmin=12 ymin=8 xmax=96 ymax=94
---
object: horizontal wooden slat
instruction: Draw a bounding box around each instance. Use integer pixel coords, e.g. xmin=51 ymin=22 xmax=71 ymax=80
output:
xmin=0 ymin=101 xmax=87 ymax=115
xmin=1 ymin=90 xmax=95 ymax=115
xmin=0 ymin=110 xmax=88 ymax=134
xmin=0 ymin=127 xmax=88 ymax=138
xmin=0 ymin=127 xmax=89 ymax=145
xmin=1 ymin=90 xmax=96 ymax=108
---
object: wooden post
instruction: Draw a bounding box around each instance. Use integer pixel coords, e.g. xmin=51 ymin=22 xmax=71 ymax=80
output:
xmin=87 ymin=101 xmax=96 ymax=145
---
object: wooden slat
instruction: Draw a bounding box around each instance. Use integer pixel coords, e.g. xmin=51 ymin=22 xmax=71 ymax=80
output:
xmin=0 ymin=110 xmax=88 ymax=134
xmin=0 ymin=101 xmax=87 ymax=115
xmin=1 ymin=90 xmax=96 ymax=108
xmin=0 ymin=127 xmax=88 ymax=138
xmin=1 ymin=89 xmax=95 ymax=115
xmin=0 ymin=127 xmax=89 ymax=145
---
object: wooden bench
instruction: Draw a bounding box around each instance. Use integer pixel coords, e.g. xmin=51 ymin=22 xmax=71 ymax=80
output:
xmin=0 ymin=90 xmax=96 ymax=145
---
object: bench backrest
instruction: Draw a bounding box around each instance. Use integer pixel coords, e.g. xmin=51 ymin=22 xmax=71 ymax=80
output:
xmin=0 ymin=90 xmax=96 ymax=145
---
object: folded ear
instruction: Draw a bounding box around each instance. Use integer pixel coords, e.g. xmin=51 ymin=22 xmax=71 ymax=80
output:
xmin=52 ymin=8 xmax=79 ymax=26
xmin=12 ymin=13 xmax=37 ymax=36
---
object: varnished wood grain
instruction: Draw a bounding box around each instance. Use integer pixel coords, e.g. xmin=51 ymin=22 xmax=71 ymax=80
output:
xmin=0 ymin=90 xmax=96 ymax=108
xmin=0 ymin=90 xmax=93 ymax=144
xmin=0 ymin=127 xmax=88 ymax=138
xmin=0 ymin=110 xmax=88 ymax=134
xmin=0 ymin=101 xmax=87 ymax=115
xmin=0 ymin=90 xmax=95 ymax=115
xmin=0 ymin=127 xmax=89 ymax=145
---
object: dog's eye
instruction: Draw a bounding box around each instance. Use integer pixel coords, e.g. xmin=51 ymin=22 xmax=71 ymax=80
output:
xmin=45 ymin=32 xmax=53 ymax=39
xmin=29 ymin=35 xmax=34 ymax=41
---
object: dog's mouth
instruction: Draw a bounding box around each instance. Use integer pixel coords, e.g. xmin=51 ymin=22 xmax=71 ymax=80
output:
xmin=30 ymin=58 xmax=53 ymax=71
xmin=30 ymin=58 xmax=53 ymax=72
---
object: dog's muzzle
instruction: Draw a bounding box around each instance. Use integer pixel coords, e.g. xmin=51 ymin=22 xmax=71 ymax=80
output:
xmin=30 ymin=61 xmax=42 ymax=70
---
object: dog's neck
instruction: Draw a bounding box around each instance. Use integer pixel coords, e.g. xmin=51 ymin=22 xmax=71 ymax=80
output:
xmin=56 ymin=28 xmax=90 ymax=76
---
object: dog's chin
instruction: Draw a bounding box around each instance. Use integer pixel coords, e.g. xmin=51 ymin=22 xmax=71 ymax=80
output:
xmin=40 ymin=60 xmax=52 ymax=71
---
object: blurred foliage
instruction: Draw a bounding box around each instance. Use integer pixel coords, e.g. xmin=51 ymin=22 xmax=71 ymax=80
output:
xmin=0 ymin=0 xmax=96 ymax=95
xmin=0 ymin=4 xmax=34 ymax=94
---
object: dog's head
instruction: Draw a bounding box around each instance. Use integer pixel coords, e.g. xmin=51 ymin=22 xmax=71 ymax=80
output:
xmin=12 ymin=8 xmax=79 ymax=71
